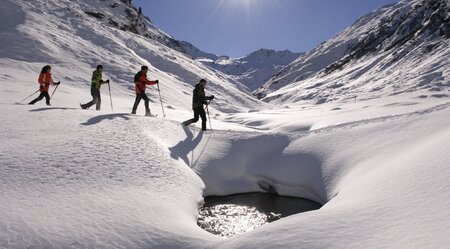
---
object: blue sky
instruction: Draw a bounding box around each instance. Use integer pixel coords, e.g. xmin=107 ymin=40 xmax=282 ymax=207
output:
xmin=134 ymin=0 xmax=399 ymax=57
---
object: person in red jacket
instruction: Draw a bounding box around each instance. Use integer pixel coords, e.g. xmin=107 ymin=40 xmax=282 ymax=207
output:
xmin=131 ymin=65 xmax=159 ymax=116
xmin=29 ymin=65 xmax=60 ymax=106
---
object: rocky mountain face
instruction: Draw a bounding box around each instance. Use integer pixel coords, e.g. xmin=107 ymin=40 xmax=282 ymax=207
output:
xmin=80 ymin=0 xmax=190 ymax=54
xmin=197 ymin=49 xmax=303 ymax=91
xmin=79 ymin=1 xmax=300 ymax=92
xmin=255 ymin=0 xmax=450 ymax=104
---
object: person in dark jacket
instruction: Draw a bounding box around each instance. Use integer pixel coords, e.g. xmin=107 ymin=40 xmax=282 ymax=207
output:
xmin=28 ymin=65 xmax=60 ymax=106
xmin=182 ymin=79 xmax=214 ymax=131
xmin=131 ymin=65 xmax=159 ymax=116
xmin=80 ymin=65 xmax=109 ymax=110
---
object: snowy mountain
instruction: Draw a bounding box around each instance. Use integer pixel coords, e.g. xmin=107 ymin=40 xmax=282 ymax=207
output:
xmin=177 ymin=40 xmax=221 ymax=62
xmin=0 ymin=0 xmax=263 ymax=114
xmin=255 ymin=0 xmax=450 ymax=104
xmin=197 ymin=49 xmax=302 ymax=91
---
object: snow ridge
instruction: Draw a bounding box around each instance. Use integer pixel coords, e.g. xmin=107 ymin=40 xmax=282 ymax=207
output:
xmin=255 ymin=0 xmax=450 ymax=104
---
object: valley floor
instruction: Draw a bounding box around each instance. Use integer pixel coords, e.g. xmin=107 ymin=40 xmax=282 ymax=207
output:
xmin=2 ymin=83 xmax=450 ymax=248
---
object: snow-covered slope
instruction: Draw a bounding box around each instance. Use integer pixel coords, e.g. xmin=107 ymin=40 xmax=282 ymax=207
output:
xmin=0 ymin=0 xmax=264 ymax=114
xmin=2 ymin=76 xmax=450 ymax=248
xmin=198 ymin=49 xmax=302 ymax=91
xmin=255 ymin=0 xmax=450 ymax=104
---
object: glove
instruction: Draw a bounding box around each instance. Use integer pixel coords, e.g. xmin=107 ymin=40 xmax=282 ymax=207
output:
xmin=211 ymin=95 xmax=215 ymax=100
xmin=40 ymin=85 xmax=44 ymax=89
xmin=155 ymin=80 xmax=159 ymax=84
xmin=55 ymin=81 xmax=60 ymax=85
xmin=106 ymin=79 xmax=110 ymax=83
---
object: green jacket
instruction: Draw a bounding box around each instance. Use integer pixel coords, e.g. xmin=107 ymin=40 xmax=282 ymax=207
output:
xmin=91 ymin=69 xmax=104 ymax=90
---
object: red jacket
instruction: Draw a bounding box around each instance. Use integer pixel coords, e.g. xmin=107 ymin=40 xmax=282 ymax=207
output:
xmin=38 ymin=72 xmax=53 ymax=92
xmin=135 ymin=72 xmax=157 ymax=94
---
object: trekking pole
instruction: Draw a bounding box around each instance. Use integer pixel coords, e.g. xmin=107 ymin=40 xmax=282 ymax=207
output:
xmin=19 ymin=89 xmax=40 ymax=103
xmin=205 ymin=100 xmax=213 ymax=131
xmin=108 ymin=81 xmax=113 ymax=111
xmin=50 ymin=83 xmax=60 ymax=99
xmin=156 ymin=82 xmax=166 ymax=117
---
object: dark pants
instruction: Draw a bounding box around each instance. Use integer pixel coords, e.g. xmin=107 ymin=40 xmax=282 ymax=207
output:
xmin=29 ymin=91 xmax=50 ymax=105
xmin=183 ymin=107 xmax=207 ymax=130
xmin=81 ymin=86 xmax=101 ymax=110
xmin=132 ymin=92 xmax=150 ymax=115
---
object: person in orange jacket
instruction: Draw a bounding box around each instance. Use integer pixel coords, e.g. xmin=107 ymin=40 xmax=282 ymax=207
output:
xmin=131 ymin=65 xmax=159 ymax=116
xmin=29 ymin=65 xmax=60 ymax=106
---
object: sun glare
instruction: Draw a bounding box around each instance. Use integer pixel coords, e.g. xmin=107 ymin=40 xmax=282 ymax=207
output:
xmin=218 ymin=0 xmax=260 ymax=13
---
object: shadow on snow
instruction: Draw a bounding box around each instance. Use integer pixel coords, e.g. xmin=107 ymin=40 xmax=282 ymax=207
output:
xmin=80 ymin=113 xmax=131 ymax=126
xmin=29 ymin=107 xmax=79 ymax=112
xmin=169 ymin=126 xmax=213 ymax=167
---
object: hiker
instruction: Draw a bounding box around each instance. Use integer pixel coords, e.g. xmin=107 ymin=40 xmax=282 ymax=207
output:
xmin=182 ymin=79 xmax=214 ymax=131
xmin=28 ymin=65 xmax=60 ymax=106
xmin=80 ymin=65 xmax=109 ymax=110
xmin=131 ymin=65 xmax=159 ymax=116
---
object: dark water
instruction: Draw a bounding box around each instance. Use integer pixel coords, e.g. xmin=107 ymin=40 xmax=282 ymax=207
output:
xmin=197 ymin=192 xmax=322 ymax=238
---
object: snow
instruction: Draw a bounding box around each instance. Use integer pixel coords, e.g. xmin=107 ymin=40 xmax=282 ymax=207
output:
xmin=1 ymin=0 xmax=450 ymax=248
xmin=256 ymin=0 xmax=450 ymax=104
xmin=198 ymin=49 xmax=302 ymax=91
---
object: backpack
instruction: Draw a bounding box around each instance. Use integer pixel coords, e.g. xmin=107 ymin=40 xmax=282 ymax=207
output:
xmin=134 ymin=71 xmax=141 ymax=83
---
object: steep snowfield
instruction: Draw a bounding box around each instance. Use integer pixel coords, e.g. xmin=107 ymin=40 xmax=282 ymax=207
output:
xmin=1 ymin=0 xmax=450 ymax=248
xmin=0 ymin=0 xmax=263 ymax=115
xmin=255 ymin=0 xmax=450 ymax=104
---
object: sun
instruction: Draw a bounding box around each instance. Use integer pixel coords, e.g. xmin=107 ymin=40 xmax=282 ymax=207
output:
xmin=218 ymin=0 xmax=259 ymax=12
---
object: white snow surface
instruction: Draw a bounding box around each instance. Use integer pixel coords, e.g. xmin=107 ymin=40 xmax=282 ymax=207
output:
xmin=1 ymin=0 xmax=450 ymax=249
xmin=255 ymin=0 xmax=450 ymax=104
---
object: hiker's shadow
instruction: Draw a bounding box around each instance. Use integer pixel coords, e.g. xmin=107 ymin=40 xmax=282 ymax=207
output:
xmin=169 ymin=126 xmax=204 ymax=167
xmin=80 ymin=113 xmax=130 ymax=126
xmin=29 ymin=107 xmax=79 ymax=112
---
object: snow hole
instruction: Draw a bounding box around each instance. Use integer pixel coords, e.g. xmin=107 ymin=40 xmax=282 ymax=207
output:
xmin=197 ymin=192 xmax=322 ymax=238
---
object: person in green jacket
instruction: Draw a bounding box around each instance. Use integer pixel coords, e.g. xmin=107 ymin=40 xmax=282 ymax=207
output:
xmin=80 ymin=65 xmax=109 ymax=110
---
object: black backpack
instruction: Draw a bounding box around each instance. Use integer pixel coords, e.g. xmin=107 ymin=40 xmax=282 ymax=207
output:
xmin=134 ymin=71 xmax=141 ymax=83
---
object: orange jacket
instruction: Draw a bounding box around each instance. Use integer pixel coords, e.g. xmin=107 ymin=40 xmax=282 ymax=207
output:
xmin=135 ymin=72 xmax=157 ymax=94
xmin=38 ymin=72 xmax=53 ymax=92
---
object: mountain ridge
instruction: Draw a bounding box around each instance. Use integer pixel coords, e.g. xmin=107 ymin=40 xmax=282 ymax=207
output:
xmin=254 ymin=0 xmax=450 ymax=104
xmin=196 ymin=48 xmax=303 ymax=91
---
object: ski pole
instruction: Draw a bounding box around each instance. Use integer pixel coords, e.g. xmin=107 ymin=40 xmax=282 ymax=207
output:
xmin=205 ymin=100 xmax=212 ymax=131
xmin=156 ymin=82 xmax=165 ymax=117
xmin=50 ymin=83 xmax=59 ymax=99
xmin=20 ymin=89 xmax=40 ymax=103
xmin=108 ymin=81 xmax=113 ymax=111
